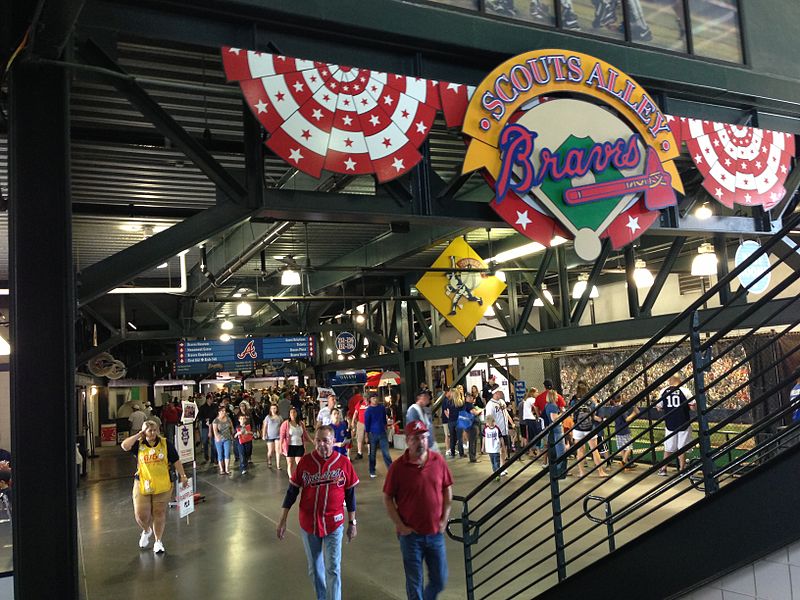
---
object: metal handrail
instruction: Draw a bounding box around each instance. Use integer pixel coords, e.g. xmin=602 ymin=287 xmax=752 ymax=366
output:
xmin=452 ymin=212 xmax=800 ymax=600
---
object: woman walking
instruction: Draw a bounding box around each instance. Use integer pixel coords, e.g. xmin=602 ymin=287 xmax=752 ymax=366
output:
xmin=212 ymin=405 xmax=234 ymax=475
xmin=120 ymin=420 xmax=188 ymax=554
xmin=279 ymin=407 xmax=311 ymax=479
xmin=261 ymin=403 xmax=283 ymax=469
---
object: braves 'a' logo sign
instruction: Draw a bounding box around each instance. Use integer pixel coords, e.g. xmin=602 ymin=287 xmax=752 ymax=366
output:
xmin=237 ymin=340 xmax=258 ymax=360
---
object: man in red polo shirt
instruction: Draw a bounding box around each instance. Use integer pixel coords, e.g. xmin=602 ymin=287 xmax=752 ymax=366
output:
xmin=277 ymin=426 xmax=359 ymax=600
xmin=383 ymin=421 xmax=453 ymax=600
xmin=534 ymin=379 xmax=565 ymax=424
xmin=347 ymin=386 xmax=364 ymax=421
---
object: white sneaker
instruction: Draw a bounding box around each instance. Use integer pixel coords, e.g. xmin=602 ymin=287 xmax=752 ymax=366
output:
xmin=153 ymin=540 xmax=165 ymax=554
xmin=138 ymin=529 xmax=152 ymax=549
xmin=500 ymin=470 xmax=509 ymax=477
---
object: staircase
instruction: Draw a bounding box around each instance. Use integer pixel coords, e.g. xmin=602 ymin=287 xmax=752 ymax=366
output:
xmin=446 ymin=212 xmax=800 ymax=599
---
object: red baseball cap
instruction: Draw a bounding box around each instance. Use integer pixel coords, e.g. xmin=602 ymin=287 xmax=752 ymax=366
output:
xmin=404 ymin=420 xmax=429 ymax=436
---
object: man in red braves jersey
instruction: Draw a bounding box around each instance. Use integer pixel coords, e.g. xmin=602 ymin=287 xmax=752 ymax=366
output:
xmin=277 ymin=425 xmax=359 ymax=600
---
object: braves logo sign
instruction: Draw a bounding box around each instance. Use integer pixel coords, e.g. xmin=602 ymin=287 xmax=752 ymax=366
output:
xmin=301 ymin=467 xmax=346 ymax=488
xmin=462 ymin=50 xmax=683 ymax=261
xmin=236 ymin=340 xmax=258 ymax=360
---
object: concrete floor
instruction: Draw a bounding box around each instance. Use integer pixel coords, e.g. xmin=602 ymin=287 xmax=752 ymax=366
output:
xmin=77 ymin=443 xmax=704 ymax=600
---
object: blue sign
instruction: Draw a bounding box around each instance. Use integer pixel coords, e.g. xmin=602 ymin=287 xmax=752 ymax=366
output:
xmin=514 ymin=380 xmax=527 ymax=403
xmin=330 ymin=370 xmax=367 ymax=386
xmin=735 ymin=240 xmax=771 ymax=295
xmin=176 ymin=336 xmax=315 ymax=372
xmin=335 ymin=332 xmax=357 ymax=355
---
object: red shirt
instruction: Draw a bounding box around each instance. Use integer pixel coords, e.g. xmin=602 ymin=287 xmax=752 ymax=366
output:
xmin=236 ymin=425 xmax=253 ymax=444
xmin=290 ymin=451 xmax=359 ymax=537
xmin=162 ymin=403 xmax=180 ymax=424
xmin=534 ymin=391 xmax=564 ymax=416
xmin=383 ymin=450 xmax=453 ymax=536
xmin=355 ymin=400 xmax=369 ymax=424
xmin=347 ymin=393 xmax=365 ymax=419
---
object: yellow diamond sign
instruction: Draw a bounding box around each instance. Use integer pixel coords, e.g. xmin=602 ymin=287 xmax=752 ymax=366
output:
xmin=415 ymin=237 xmax=506 ymax=338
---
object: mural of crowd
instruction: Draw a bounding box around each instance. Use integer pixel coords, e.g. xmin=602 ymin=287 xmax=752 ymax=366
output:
xmin=559 ymin=339 xmax=751 ymax=411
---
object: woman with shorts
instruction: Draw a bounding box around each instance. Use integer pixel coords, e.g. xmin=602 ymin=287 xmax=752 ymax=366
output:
xmin=212 ymin=406 xmax=234 ymax=475
xmin=261 ymin=403 xmax=283 ymax=469
xmin=120 ymin=420 xmax=188 ymax=554
xmin=571 ymin=396 xmax=608 ymax=478
xmin=279 ymin=406 xmax=311 ymax=479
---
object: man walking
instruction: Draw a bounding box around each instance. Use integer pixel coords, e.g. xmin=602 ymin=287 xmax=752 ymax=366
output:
xmin=317 ymin=393 xmax=337 ymax=427
xmin=406 ymin=392 xmax=436 ymax=450
xmin=657 ymin=374 xmax=696 ymax=475
xmin=197 ymin=394 xmax=218 ymax=463
xmin=277 ymin=426 xmax=359 ymax=600
xmin=364 ymin=394 xmax=393 ymax=478
xmin=383 ymin=421 xmax=453 ymax=600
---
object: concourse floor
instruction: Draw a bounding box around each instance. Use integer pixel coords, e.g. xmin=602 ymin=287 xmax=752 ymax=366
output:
xmin=78 ymin=442 xmax=702 ymax=600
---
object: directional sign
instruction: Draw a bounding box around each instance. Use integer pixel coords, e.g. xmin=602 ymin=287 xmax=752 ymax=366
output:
xmin=177 ymin=336 xmax=315 ymax=366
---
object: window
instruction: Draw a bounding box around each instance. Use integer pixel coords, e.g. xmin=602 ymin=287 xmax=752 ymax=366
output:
xmin=689 ymin=0 xmax=743 ymax=63
xmin=626 ymin=0 xmax=687 ymax=52
xmin=486 ymin=0 xmax=556 ymax=26
xmin=563 ymin=0 xmax=624 ymax=40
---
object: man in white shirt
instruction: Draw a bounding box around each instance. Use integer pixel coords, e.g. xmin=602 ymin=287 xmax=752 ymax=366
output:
xmin=317 ymin=394 xmax=337 ymax=427
xmin=485 ymin=391 xmax=511 ymax=467
xmin=128 ymin=404 xmax=147 ymax=434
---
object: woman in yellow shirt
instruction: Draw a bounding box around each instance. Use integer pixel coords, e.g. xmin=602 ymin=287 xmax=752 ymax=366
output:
xmin=121 ymin=420 xmax=188 ymax=554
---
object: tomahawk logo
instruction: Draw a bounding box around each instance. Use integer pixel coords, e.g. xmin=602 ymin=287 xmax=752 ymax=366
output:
xmin=237 ymin=340 xmax=258 ymax=360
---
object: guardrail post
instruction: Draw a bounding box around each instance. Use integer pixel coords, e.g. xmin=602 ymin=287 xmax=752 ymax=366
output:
xmin=690 ymin=312 xmax=720 ymax=495
xmin=462 ymin=500 xmax=476 ymax=600
xmin=547 ymin=429 xmax=568 ymax=581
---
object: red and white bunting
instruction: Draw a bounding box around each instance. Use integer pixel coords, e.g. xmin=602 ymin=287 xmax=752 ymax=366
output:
xmin=682 ymin=118 xmax=794 ymax=209
xmin=438 ymin=81 xmax=476 ymax=128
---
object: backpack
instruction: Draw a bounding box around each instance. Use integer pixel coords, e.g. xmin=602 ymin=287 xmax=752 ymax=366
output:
xmin=574 ymin=402 xmax=595 ymax=432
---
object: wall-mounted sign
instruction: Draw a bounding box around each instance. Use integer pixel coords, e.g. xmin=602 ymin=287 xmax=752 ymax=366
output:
xmin=335 ymin=332 xmax=357 ymax=355
xmin=415 ymin=237 xmax=506 ymax=337
xmin=514 ymin=380 xmax=527 ymax=404
xmin=735 ymin=240 xmax=771 ymax=294
xmin=461 ymin=50 xmax=682 ymax=261
xmin=176 ymin=336 xmax=315 ymax=374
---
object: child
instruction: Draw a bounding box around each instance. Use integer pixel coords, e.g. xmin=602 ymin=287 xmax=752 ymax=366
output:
xmin=483 ymin=415 xmax=503 ymax=478
xmin=612 ymin=391 xmax=640 ymax=470
xmin=234 ymin=415 xmax=254 ymax=475
xmin=330 ymin=408 xmax=350 ymax=456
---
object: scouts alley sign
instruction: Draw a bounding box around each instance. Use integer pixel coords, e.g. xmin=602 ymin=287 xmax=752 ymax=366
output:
xmin=462 ymin=49 xmax=683 ymax=261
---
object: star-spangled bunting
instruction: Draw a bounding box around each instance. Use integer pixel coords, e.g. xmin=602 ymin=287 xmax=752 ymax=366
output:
xmin=681 ymin=118 xmax=795 ymax=210
xmin=222 ymin=47 xmax=439 ymax=182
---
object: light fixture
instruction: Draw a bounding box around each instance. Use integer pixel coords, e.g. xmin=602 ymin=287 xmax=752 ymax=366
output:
xmin=0 ymin=332 xmax=10 ymax=355
xmin=695 ymin=203 xmax=713 ymax=220
xmin=691 ymin=242 xmax=718 ymax=276
xmin=156 ymin=262 xmax=168 ymax=269
xmin=571 ymin=273 xmax=599 ymax=299
xmin=489 ymin=242 xmax=546 ymax=264
xmin=337 ymin=353 xmax=344 ymax=361
xmin=355 ymin=314 xmax=366 ymax=324
xmin=484 ymin=304 xmax=496 ymax=318
xmin=127 ymin=321 xmax=138 ymax=330
xmin=119 ymin=223 xmax=143 ymax=233
xmin=363 ymin=338 xmax=369 ymax=346
xmin=551 ymin=236 xmax=567 ymax=246
xmin=533 ymin=284 xmax=554 ymax=306
xmin=221 ymin=319 xmax=234 ymax=331
xmin=236 ymin=301 xmax=252 ymax=316
xmin=326 ymin=348 xmax=333 ymax=355
xmin=495 ymin=270 xmax=507 ymax=283
xmin=281 ymin=268 xmax=301 ymax=286
xmin=220 ymin=333 xmax=232 ymax=342
xmin=633 ymin=259 xmax=655 ymax=289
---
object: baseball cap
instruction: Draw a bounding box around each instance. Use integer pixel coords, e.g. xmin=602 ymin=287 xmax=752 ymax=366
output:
xmin=543 ymin=379 xmax=554 ymax=390
xmin=132 ymin=404 xmax=140 ymax=410
xmin=404 ymin=421 xmax=429 ymax=436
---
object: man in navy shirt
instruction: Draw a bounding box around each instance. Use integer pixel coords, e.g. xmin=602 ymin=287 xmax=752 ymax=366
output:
xmin=364 ymin=395 xmax=393 ymax=479
xmin=657 ymin=375 xmax=696 ymax=475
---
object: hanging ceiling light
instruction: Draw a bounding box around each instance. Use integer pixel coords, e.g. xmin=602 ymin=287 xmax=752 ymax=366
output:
xmin=489 ymin=242 xmax=546 ymax=264
xmin=633 ymin=259 xmax=655 ymax=289
xmin=236 ymin=301 xmax=252 ymax=316
xmin=281 ymin=268 xmax=301 ymax=286
xmin=220 ymin=333 xmax=232 ymax=342
xmin=220 ymin=319 xmax=234 ymax=331
xmin=325 ymin=348 xmax=333 ymax=355
xmin=533 ymin=284 xmax=554 ymax=307
xmin=484 ymin=304 xmax=496 ymax=318
xmin=695 ymin=202 xmax=713 ymax=220
xmin=691 ymin=242 xmax=718 ymax=276
xmin=571 ymin=273 xmax=599 ymax=299
xmin=355 ymin=314 xmax=366 ymax=324
xmin=157 ymin=262 xmax=168 ymax=269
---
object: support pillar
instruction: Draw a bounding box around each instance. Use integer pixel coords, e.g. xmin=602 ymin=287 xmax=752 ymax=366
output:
xmin=9 ymin=60 xmax=78 ymax=597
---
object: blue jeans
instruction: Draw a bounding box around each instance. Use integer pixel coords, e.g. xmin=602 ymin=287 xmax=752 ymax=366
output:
xmin=448 ymin=422 xmax=463 ymax=456
xmin=368 ymin=431 xmax=393 ymax=475
xmin=236 ymin=441 xmax=252 ymax=472
xmin=489 ymin=453 xmax=501 ymax=473
xmin=214 ymin=439 xmax=231 ymax=461
xmin=200 ymin=426 xmax=215 ymax=461
xmin=398 ymin=532 xmax=448 ymax=600
xmin=300 ymin=524 xmax=344 ymax=600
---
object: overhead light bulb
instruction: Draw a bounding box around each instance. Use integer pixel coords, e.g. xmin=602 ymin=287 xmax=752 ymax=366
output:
xmin=281 ymin=269 xmax=301 ymax=286
xmin=157 ymin=263 xmax=168 ymax=269
xmin=236 ymin=301 xmax=252 ymax=316
xmin=633 ymin=259 xmax=655 ymax=289
xmin=695 ymin=203 xmax=713 ymax=220
xmin=490 ymin=242 xmax=546 ymax=264
xmin=571 ymin=273 xmax=599 ymax=299
xmin=533 ymin=284 xmax=554 ymax=307
xmin=326 ymin=348 xmax=333 ymax=355
xmin=691 ymin=242 xmax=718 ymax=276
xmin=363 ymin=338 xmax=369 ymax=346
xmin=127 ymin=321 xmax=138 ymax=330
xmin=337 ymin=354 xmax=344 ymax=361
xmin=220 ymin=333 xmax=231 ymax=342
xmin=232 ymin=292 xmax=242 ymax=298
xmin=484 ymin=304 xmax=496 ymax=318
xmin=355 ymin=314 xmax=366 ymax=324
xmin=221 ymin=319 xmax=234 ymax=331
xmin=495 ymin=270 xmax=507 ymax=283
